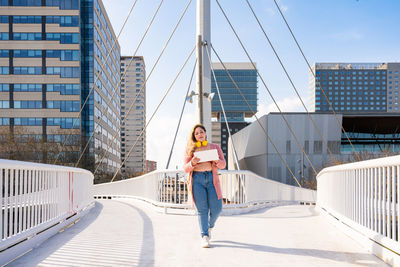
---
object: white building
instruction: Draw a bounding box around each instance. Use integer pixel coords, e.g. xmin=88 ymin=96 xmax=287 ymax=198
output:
xmin=120 ymin=56 xmax=146 ymax=177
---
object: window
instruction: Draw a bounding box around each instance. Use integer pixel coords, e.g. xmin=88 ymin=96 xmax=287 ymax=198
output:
xmin=286 ymin=140 xmax=291 ymax=154
xmin=0 ymin=16 xmax=8 ymax=23
xmin=47 ymin=84 xmax=79 ymax=95
xmin=46 ymin=67 xmax=79 ymax=78
xmin=14 ymin=84 xmax=42 ymax=92
xmin=0 ymin=84 xmax=9 ymax=91
xmin=46 ymin=16 xmax=79 ymax=27
xmin=0 ymin=100 xmax=9 ymax=108
xmin=14 ymin=101 xmax=42 ymax=109
xmin=14 ymin=50 xmax=42 ymax=58
xmin=13 ymin=16 xmax=41 ymax=23
xmin=14 ymin=117 xmax=42 ymax=126
xmin=0 ymin=32 xmax=9 ymax=40
xmin=0 ymin=49 xmax=8 ymax=57
xmin=13 ymin=32 xmax=41 ymax=40
xmin=14 ymin=67 xmax=42 ymax=75
xmin=0 ymin=67 xmax=9 ymax=74
xmin=46 ymin=33 xmax=79 ymax=44
xmin=13 ymin=0 xmax=41 ymax=6
xmin=313 ymin=141 xmax=322 ymax=154
xmin=46 ymin=50 xmax=79 ymax=61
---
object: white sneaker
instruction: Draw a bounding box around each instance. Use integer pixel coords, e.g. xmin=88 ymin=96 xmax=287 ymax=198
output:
xmin=201 ymin=236 xmax=210 ymax=248
xmin=208 ymin=228 xmax=213 ymax=240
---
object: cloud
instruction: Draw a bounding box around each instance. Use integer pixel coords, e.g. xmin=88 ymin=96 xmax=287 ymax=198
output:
xmin=265 ymin=1 xmax=288 ymax=16
xmin=253 ymin=95 xmax=308 ymax=119
xmin=280 ymin=5 xmax=288 ymax=12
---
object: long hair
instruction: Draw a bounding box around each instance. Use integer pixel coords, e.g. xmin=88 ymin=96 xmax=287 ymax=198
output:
xmin=186 ymin=124 xmax=207 ymax=157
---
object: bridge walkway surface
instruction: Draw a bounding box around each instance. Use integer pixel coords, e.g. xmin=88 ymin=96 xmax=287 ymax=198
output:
xmin=9 ymin=199 xmax=388 ymax=267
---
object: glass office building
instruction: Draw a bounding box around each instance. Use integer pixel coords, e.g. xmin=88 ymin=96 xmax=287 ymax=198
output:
xmin=0 ymin=0 xmax=121 ymax=181
xmin=211 ymin=62 xmax=258 ymax=121
xmin=211 ymin=62 xmax=258 ymax=163
xmin=310 ymin=63 xmax=400 ymax=113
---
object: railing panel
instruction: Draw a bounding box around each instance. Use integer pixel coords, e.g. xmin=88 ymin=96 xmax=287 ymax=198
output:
xmin=94 ymin=169 xmax=316 ymax=213
xmin=0 ymin=159 xmax=94 ymax=263
xmin=317 ymin=155 xmax=400 ymax=257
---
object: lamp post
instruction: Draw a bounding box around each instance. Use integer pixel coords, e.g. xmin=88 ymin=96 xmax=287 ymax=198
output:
xmin=196 ymin=0 xmax=211 ymax=138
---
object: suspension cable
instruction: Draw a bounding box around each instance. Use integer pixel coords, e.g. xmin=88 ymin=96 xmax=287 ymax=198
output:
xmin=272 ymin=0 xmax=361 ymax=162
xmin=204 ymin=45 xmax=241 ymax=170
xmin=75 ymin=0 xmax=166 ymax=167
xmin=215 ymin=0 xmax=318 ymax=176
xmin=211 ymin=44 xmax=301 ymax=187
xmin=93 ymin=0 xmax=194 ymax=176
xmin=245 ymin=0 xmax=338 ymax=165
xmin=166 ymin=59 xmax=197 ymax=169
xmin=110 ymin=46 xmax=196 ymax=182
xmin=53 ymin=0 xmax=141 ymax=165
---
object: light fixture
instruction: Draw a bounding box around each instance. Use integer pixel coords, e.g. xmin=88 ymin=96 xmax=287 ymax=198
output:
xmin=186 ymin=91 xmax=215 ymax=103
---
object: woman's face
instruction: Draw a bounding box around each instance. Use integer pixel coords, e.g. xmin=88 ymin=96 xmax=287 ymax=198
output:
xmin=194 ymin=127 xmax=206 ymax=142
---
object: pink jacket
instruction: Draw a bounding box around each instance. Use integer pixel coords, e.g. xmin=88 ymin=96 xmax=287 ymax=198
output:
xmin=183 ymin=143 xmax=226 ymax=206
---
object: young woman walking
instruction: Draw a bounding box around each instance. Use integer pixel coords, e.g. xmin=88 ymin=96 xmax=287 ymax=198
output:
xmin=183 ymin=124 xmax=226 ymax=248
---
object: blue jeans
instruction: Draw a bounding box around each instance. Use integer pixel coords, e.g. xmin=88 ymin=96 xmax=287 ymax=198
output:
xmin=192 ymin=171 xmax=223 ymax=237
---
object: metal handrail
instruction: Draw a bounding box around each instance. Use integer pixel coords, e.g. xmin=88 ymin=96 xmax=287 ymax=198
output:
xmin=0 ymin=159 xmax=94 ymax=265
xmin=317 ymin=155 xmax=400 ymax=257
xmin=94 ymin=169 xmax=316 ymax=213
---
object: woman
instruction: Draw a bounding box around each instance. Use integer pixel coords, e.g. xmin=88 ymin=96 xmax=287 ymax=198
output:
xmin=183 ymin=124 xmax=226 ymax=248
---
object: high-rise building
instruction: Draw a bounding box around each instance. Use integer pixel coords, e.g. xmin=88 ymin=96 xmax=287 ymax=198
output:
xmin=146 ymin=160 xmax=157 ymax=173
xmin=211 ymin=62 xmax=258 ymax=164
xmin=310 ymin=62 xmax=400 ymax=113
xmin=0 ymin=0 xmax=121 ymax=182
xmin=120 ymin=56 xmax=146 ymax=177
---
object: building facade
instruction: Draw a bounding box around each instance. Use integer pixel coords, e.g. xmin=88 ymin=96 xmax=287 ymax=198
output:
xmin=310 ymin=62 xmax=400 ymax=113
xmin=211 ymin=62 xmax=257 ymax=164
xmin=146 ymin=160 xmax=157 ymax=173
xmin=229 ymin=112 xmax=400 ymax=186
xmin=120 ymin=56 xmax=146 ymax=177
xmin=0 ymin=0 xmax=121 ymax=183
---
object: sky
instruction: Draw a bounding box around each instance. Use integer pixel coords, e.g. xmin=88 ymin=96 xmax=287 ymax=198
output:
xmin=101 ymin=0 xmax=400 ymax=170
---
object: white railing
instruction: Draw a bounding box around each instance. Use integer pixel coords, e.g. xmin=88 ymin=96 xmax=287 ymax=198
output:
xmin=317 ymin=155 xmax=400 ymax=264
xmin=0 ymin=159 xmax=94 ymax=265
xmin=94 ymin=169 xmax=316 ymax=214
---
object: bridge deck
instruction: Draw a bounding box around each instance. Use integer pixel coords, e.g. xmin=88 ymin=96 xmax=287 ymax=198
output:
xmin=9 ymin=199 xmax=387 ymax=267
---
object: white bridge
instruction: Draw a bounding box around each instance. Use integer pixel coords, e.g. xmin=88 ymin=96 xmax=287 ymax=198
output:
xmin=0 ymin=157 xmax=399 ymax=266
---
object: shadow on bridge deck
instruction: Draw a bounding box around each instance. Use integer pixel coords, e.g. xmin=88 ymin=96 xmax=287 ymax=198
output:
xmin=9 ymin=199 xmax=388 ymax=267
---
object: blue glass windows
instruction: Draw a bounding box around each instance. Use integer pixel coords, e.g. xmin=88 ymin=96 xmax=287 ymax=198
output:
xmin=14 ymin=118 xmax=42 ymax=126
xmin=0 ymin=101 xmax=9 ymax=108
xmin=14 ymin=50 xmax=42 ymax=58
xmin=47 ymin=117 xmax=80 ymax=128
xmin=13 ymin=0 xmax=41 ymax=6
xmin=46 ymin=33 xmax=79 ymax=44
xmin=46 ymin=16 xmax=79 ymax=27
xmin=46 ymin=67 xmax=79 ymax=78
xmin=13 ymin=16 xmax=42 ymax=23
xmin=47 ymin=84 xmax=80 ymax=95
xmin=46 ymin=50 xmax=79 ymax=61
xmin=0 ymin=32 xmax=9 ymax=40
xmin=14 ymin=84 xmax=42 ymax=92
xmin=0 ymin=50 xmax=9 ymax=57
xmin=0 ymin=84 xmax=9 ymax=91
xmin=14 ymin=101 xmax=42 ymax=108
xmin=14 ymin=67 xmax=42 ymax=75
xmin=45 ymin=0 xmax=79 ymax=10
xmin=46 ymin=101 xmax=80 ymax=112
xmin=13 ymin=32 xmax=41 ymax=40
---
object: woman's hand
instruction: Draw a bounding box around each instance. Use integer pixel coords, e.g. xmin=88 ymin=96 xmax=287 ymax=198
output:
xmin=212 ymin=160 xmax=219 ymax=166
xmin=191 ymin=156 xmax=200 ymax=166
